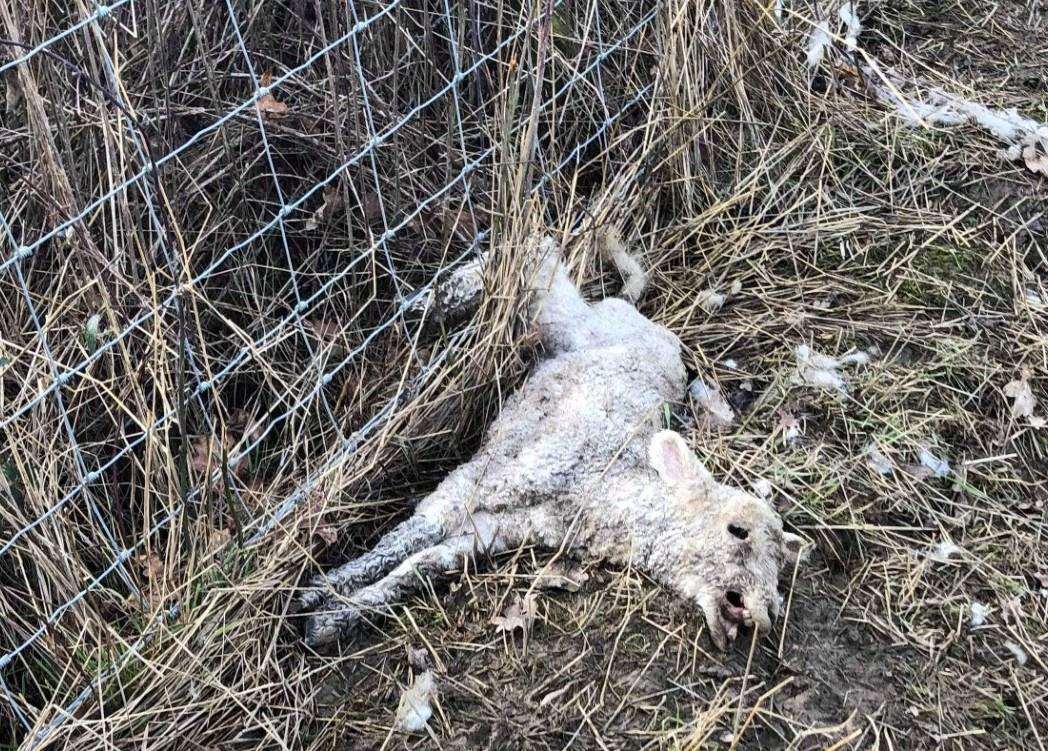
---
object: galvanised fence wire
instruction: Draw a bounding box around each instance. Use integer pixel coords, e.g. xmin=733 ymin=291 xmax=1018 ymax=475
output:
xmin=0 ymin=0 xmax=662 ymax=745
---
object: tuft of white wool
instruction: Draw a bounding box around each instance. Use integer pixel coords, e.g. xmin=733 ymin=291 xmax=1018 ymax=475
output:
xmin=806 ymin=19 xmax=833 ymax=68
xmin=918 ymin=445 xmax=951 ymax=478
xmin=862 ymin=62 xmax=1048 ymax=170
xmin=395 ymin=670 xmax=437 ymax=732
xmin=969 ymin=601 xmax=989 ymax=629
xmin=797 ymin=1 xmax=1048 ymax=174
xmin=695 ymin=290 xmax=727 ymax=314
xmin=751 ymin=478 xmax=773 ymax=499
xmin=695 ymin=280 xmax=741 ymax=314
xmin=1004 ymin=143 xmax=1023 ymax=161
xmin=792 ymin=344 xmax=868 ymax=394
xmin=926 ymin=541 xmax=963 ymax=563
xmin=689 ymin=378 xmax=735 ymax=428
xmin=864 ymin=442 xmax=894 ymax=475
xmin=1005 ymin=641 xmax=1028 ymax=666
xmin=838 ymin=3 xmax=861 ymax=51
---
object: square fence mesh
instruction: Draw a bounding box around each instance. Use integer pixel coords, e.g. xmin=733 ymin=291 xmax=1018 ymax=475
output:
xmin=0 ymin=0 xmax=663 ymax=745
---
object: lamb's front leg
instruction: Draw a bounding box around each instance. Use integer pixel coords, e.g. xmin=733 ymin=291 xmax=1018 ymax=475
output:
xmin=294 ymin=515 xmax=443 ymax=614
xmin=296 ymin=464 xmax=484 ymax=613
xmin=304 ymin=525 xmax=513 ymax=649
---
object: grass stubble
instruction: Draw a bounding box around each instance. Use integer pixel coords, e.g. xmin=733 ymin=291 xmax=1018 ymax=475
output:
xmin=0 ymin=0 xmax=1044 ymax=747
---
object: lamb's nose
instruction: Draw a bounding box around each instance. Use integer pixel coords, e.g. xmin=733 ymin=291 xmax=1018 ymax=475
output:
xmin=746 ymin=600 xmax=772 ymax=633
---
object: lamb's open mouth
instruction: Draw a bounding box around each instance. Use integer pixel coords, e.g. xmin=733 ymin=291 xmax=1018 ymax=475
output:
xmin=721 ymin=590 xmax=748 ymax=624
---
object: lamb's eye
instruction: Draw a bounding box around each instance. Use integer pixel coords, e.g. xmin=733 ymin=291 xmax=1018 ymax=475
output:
xmin=727 ymin=524 xmax=749 ymax=540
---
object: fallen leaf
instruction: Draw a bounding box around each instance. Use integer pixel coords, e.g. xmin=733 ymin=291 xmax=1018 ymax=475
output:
xmin=137 ymin=551 xmax=165 ymax=582
xmin=394 ymin=670 xmax=437 ymax=732
xmin=314 ymin=525 xmax=339 ymax=545
xmin=135 ymin=551 xmax=168 ymax=609
xmin=305 ymin=318 xmax=344 ymax=341
xmin=209 ymin=527 xmax=232 ymax=551
xmin=490 ymin=593 xmax=537 ymax=634
xmin=305 ymin=183 xmax=343 ymax=231
xmin=1004 ymin=371 xmax=1041 ymax=423
xmin=535 ymin=562 xmax=589 ymax=592
xmin=439 ymin=197 xmax=479 ymax=242
xmin=777 ymin=410 xmax=801 ymax=445
xmin=256 ymin=72 xmax=289 ymax=118
xmin=190 ymin=434 xmax=244 ymax=476
xmin=405 ymin=645 xmax=430 ymax=672
xmin=4 ymin=71 xmax=23 ymax=115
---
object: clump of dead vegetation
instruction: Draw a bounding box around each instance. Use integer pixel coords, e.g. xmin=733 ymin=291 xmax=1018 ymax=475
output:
xmin=1 ymin=0 xmax=1045 ymax=748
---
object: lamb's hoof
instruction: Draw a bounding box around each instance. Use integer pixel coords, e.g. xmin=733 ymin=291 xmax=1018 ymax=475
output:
xmin=291 ymin=586 xmax=326 ymax=616
xmin=303 ymin=602 xmax=362 ymax=650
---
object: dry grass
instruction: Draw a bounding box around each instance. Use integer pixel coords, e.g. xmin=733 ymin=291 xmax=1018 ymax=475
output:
xmin=1 ymin=0 xmax=1045 ymax=748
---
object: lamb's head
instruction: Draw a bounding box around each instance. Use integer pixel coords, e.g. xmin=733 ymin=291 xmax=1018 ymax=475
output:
xmin=648 ymin=430 xmax=806 ymax=649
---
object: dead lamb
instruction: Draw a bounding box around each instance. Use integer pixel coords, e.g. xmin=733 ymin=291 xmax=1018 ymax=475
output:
xmin=296 ymin=235 xmax=805 ymax=650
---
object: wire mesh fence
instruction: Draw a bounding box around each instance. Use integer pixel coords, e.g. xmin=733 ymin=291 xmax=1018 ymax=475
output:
xmin=0 ymin=0 xmax=663 ymax=744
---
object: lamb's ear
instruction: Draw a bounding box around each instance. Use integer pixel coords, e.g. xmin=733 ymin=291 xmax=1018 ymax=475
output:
xmin=648 ymin=431 xmax=713 ymax=487
xmin=781 ymin=532 xmax=810 ymax=566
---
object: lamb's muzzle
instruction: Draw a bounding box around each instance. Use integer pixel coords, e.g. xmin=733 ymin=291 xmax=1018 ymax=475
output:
xmin=296 ymin=234 xmax=804 ymax=651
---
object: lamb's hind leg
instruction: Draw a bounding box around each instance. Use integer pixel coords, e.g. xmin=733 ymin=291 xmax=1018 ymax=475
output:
xmin=601 ymin=227 xmax=648 ymax=304
xmin=527 ymin=236 xmax=599 ymax=353
xmin=304 ymin=526 xmax=509 ymax=649
xmin=294 ymin=514 xmax=443 ymax=613
xmin=295 ymin=464 xmax=482 ymax=613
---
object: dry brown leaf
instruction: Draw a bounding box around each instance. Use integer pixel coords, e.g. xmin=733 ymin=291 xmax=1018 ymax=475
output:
xmin=490 ymin=593 xmax=537 ymax=634
xmin=314 ymin=525 xmax=339 ymax=545
xmin=137 ymin=552 xmax=165 ymax=582
xmin=134 ymin=551 xmax=168 ymax=609
xmin=209 ymin=527 xmax=232 ymax=550
xmin=256 ymin=72 xmax=289 ymax=118
xmin=439 ymin=197 xmax=478 ymax=242
xmin=777 ymin=410 xmax=801 ymax=445
xmin=1022 ymin=141 xmax=1048 ymax=177
xmin=305 ymin=183 xmax=343 ymax=231
xmin=306 ymin=318 xmax=343 ymax=340
xmin=1004 ymin=371 xmax=1040 ymax=423
xmin=190 ymin=433 xmax=248 ymax=478
xmin=405 ymin=645 xmax=430 ymax=671
xmin=4 ymin=71 xmax=22 ymax=115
